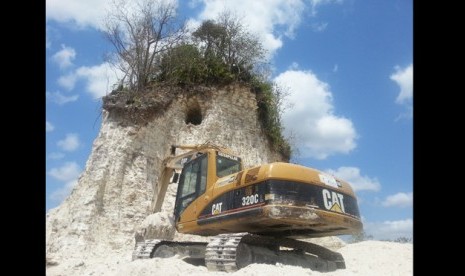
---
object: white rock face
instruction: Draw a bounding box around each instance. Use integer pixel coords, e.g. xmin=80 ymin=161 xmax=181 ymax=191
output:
xmin=45 ymin=84 xmax=414 ymax=276
xmin=134 ymin=212 xmax=176 ymax=242
xmin=46 ymin=84 xmax=285 ymax=262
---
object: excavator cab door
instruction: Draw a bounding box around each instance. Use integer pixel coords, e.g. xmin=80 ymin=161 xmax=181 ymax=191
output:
xmin=174 ymin=153 xmax=208 ymax=222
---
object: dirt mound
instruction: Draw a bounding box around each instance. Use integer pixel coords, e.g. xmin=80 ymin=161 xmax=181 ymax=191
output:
xmin=46 ymin=240 xmax=412 ymax=276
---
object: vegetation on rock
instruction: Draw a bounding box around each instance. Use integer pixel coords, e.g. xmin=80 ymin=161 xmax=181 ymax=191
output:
xmin=102 ymin=1 xmax=291 ymax=159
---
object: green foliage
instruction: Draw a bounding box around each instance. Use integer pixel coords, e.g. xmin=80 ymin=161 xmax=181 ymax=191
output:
xmin=349 ymin=231 xmax=373 ymax=243
xmin=157 ymin=43 xmax=236 ymax=86
xmin=158 ymin=16 xmax=261 ymax=86
xmin=192 ymin=20 xmax=227 ymax=60
xmin=191 ymin=14 xmax=264 ymax=83
xmin=203 ymin=55 xmax=235 ymax=84
xmin=349 ymin=232 xmax=412 ymax=244
xmin=109 ymin=11 xmax=290 ymax=159
xmin=103 ymin=0 xmax=186 ymax=92
xmin=157 ymin=44 xmax=206 ymax=86
xmin=252 ymin=78 xmax=291 ymax=160
xmin=394 ymin=237 xmax=413 ymax=243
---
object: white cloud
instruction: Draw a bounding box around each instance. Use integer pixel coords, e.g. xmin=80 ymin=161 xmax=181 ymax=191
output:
xmin=191 ymin=0 xmax=342 ymax=57
xmin=57 ymin=133 xmax=80 ymax=152
xmin=46 ymin=25 xmax=52 ymax=49
xmin=390 ymin=64 xmax=413 ymax=105
xmin=46 ymin=0 xmax=342 ymax=57
xmin=57 ymin=73 xmax=78 ymax=91
xmin=288 ymin=62 xmax=300 ymax=70
xmin=46 ymin=121 xmax=55 ymax=132
xmin=48 ymin=161 xmax=82 ymax=203
xmin=364 ymin=219 xmax=413 ymax=240
xmin=390 ymin=64 xmax=413 ymax=120
xmin=46 ymin=0 xmax=178 ymax=29
xmin=47 ymin=152 xmax=65 ymax=160
xmin=46 ymin=0 xmax=112 ymax=29
xmin=75 ymin=63 xmax=122 ymax=98
xmin=188 ymin=0 xmax=202 ymax=8
xmin=52 ymin=44 xmax=76 ymax=69
xmin=48 ymin=161 xmax=81 ymax=182
xmin=309 ymin=0 xmax=343 ymax=16
xmin=382 ymin=192 xmax=413 ymax=208
xmin=274 ymin=69 xmax=357 ymax=159
xmin=50 ymin=180 xmax=78 ymax=203
xmin=326 ymin=167 xmax=380 ymax=192
xmin=46 ymin=91 xmax=79 ymax=105
xmin=57 ymin=62 xmax=122 ymax=98
xmin=311 ymin=22 xmax=328 ymax=32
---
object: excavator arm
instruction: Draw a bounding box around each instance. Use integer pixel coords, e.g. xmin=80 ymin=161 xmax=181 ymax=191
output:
xmin=150 ymin=145 xmax=219 ymax=213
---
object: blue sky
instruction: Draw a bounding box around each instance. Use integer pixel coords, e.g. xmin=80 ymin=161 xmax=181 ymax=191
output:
xmin=46 ymin=0 xmax=412 ymax=240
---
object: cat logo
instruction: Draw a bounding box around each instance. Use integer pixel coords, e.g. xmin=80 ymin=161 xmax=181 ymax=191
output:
xmin=212 ymin=202 xmax=223 ymax=215
xmin=322 ymin=189 xmax=345 ymax=213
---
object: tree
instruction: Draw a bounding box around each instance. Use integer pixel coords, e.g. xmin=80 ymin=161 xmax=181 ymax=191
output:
xmin=157 ymin=43 xmax=206 ymax=86
xmin=102 ymin=5 xmax=292 ymax=158
xmin=103 ymin=0 xmax=187 ymax=92
xmin=394 ymin=237 xmax=412 ymax=243
xmin=350 ymin=231 xmax=373 ymax=243
xmin=192 ymin=11 xmax=266 ymax=82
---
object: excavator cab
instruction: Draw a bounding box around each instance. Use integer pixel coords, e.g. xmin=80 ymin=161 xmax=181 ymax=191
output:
xmin=172 ymin=146 xmax=361 ymax=238
xmin=174 ymin=149 xmax=242 ymax=223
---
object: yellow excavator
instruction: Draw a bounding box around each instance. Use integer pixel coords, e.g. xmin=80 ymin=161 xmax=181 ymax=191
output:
xmin=133 ymin=144 xmax=363 ymax=272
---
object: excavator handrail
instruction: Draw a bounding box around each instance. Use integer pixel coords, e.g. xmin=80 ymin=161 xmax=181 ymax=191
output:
xmin=170 ymin=142 xmax=234 ymax=156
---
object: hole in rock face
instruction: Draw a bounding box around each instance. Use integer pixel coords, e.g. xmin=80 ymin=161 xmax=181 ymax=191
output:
xmin=185 ymin=102 xmax=202 ymax=125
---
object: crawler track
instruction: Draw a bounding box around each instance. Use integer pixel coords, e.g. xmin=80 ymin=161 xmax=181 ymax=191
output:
xmin=205 ymin=233 xmax=345 ymax=272
xmin=133 ymin=234 xmax=345 ymax=272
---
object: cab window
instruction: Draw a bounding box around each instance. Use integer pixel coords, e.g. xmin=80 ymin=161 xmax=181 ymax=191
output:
xmin=216 ymin=155 xmax=241 ymax=177
xmin=175 ymin=154 xmax=207 ymax=219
